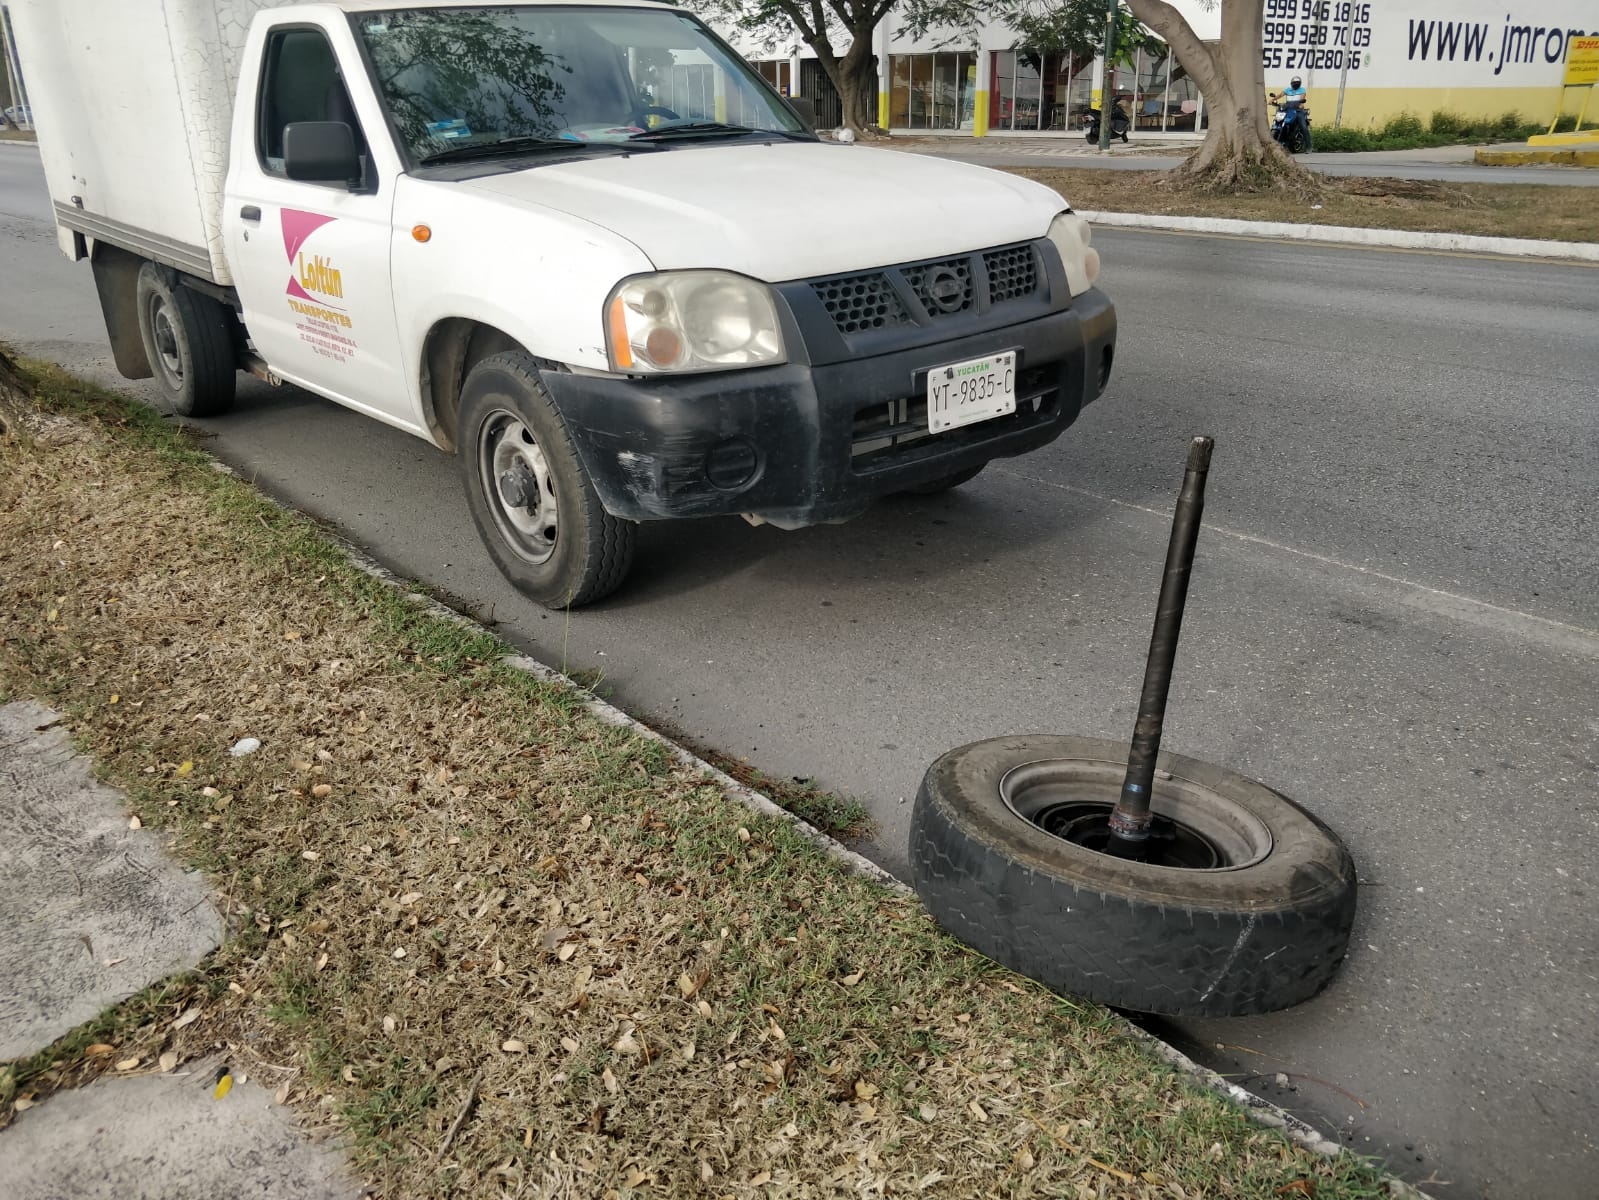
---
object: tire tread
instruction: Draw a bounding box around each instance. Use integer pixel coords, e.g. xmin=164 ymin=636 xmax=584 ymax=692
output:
xmin=136 ymin=263 xmax=236 ymax=417
xmin=909 ymin=738 xmax=1357 ymax=1018
xmin=459 ymin=352 xmax=635 ymax=608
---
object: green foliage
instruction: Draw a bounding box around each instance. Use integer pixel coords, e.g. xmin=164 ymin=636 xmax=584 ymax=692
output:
xmin=1313 ymin=108 xmax=1568 ymax=153
xmin=1381 ymin=111 xmax=1426 ymax=139
xmin=1427 ymin=110 xmax=1464 ymax=137
xmin=904 ymin=0 xmax=1159 ymax=67
xmin=358 ymin=8 xmax=563 ymax=153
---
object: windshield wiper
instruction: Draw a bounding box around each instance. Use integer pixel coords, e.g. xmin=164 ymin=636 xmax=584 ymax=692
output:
xmin=420 ymin=136 xmax=639 ymax=166
xmin=629 ymin=122 xmax=809 ymax=143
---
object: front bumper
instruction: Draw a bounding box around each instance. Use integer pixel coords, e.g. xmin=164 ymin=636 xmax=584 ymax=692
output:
xmin=543 ymin=287 xmax=1116 ymax=526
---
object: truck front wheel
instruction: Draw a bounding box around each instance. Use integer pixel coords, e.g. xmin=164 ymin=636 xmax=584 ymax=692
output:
xmin=459 ymin=352 xmax=636 ymax=609
xmin=135 ymin=263 xmax=237 ymax=417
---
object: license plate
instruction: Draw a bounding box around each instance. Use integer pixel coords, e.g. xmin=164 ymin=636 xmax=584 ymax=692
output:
xmin=926 ymin=352 xmax=1017 ymax=434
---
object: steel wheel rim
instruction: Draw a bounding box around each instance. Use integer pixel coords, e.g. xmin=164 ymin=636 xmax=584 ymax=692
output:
xmin=479 ymin=410 xmax=558 ymax=565
xmin=999 ymin=758 xmax=1273 ymax=872
xmin=150 ymin=299 xmax=183 ymax=386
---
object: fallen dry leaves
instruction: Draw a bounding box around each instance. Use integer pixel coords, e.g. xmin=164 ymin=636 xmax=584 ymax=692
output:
xmin=0 ymin=366 xmax=1395 ymax=1200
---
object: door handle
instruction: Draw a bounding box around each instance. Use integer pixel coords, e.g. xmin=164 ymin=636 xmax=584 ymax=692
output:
xmin=240 ymin=205 xmax=262 ymax=222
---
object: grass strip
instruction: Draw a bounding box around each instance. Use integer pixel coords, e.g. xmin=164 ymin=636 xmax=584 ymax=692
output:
xmin=1016 ymin=167 xmax=1599 ymax=245
xmin=1310 ymin=109 xmax=1582 ymax=153
xmin=0 ymin=355 xmax=1397 ymax=1198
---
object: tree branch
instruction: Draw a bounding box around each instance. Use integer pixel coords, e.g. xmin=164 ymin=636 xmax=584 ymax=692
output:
xmin=1123 ymin=0 xmax=1223 ymax=97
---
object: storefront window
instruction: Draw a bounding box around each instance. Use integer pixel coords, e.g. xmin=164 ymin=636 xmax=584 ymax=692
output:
xmin=891 ymin=38 xmax=1200 ymax=136
xmin=755 ymin=59 xmax=792 ymax=97
xmin=890 ymin=54 xmax=912 ymax=128
xmin=991 ymin=49 xmax=1101 ymax=133
xmin=1131 ymin=46 xmax=1168 ymax=131
xmin=959 ymin=53 xmax=978 ymax=129
xmin=1123 ymin=44 xmax=1203 ymax=132
xmin=992 ymin=50 xmax=1017 ymax=131
xmin=1065 ymin=51 xmax=1095 ymax=129
xmin=888 ymin=52 xmax=978 ymax=130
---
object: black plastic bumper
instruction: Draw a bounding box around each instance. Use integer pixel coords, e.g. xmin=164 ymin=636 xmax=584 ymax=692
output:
xmin=542 ymin=287 xmax=1116 ymax=526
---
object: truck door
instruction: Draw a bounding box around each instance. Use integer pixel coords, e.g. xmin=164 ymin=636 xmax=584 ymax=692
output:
xmin=223 ymin=22 xmax=414 ymax=432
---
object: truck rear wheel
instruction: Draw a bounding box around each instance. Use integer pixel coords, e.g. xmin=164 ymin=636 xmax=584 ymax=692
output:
xmin=135 ymin=263 xmax=237 ymax=418
xmin=459 ymin=352 xmax=636 ymax=609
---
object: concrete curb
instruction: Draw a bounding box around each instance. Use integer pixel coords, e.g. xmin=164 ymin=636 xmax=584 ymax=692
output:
xmin=1475 ymin=147 xmax=1599 ymax=168
xmin=1079 ymin=208 xmax=1599 ymax=263
xmin=268 ymin=506 xmax=1430 ymax=1194
xmin=192 ymin=460 xmax=1432 ymax=1193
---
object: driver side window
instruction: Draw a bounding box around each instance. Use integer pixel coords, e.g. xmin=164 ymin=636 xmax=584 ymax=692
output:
xmin=257 ymin=28 xmax=370 ymax=185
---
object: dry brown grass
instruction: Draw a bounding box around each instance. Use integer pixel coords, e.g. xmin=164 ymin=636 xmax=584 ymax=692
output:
xmin=1016 ymin=167 xmax=1599 ymax=244
xmin=0 ymin=360 xmax=1397 ymax=1199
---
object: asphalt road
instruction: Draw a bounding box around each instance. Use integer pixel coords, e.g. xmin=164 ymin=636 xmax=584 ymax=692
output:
xmin=2 ymin=142 xmax=1596 ymax=1198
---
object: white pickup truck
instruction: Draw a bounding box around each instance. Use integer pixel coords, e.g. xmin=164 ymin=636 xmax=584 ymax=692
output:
xmin=12 ymin=0 xmax=1115 ymax=607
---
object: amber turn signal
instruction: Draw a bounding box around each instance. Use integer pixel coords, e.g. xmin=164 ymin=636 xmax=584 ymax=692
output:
xmin=411 ymin=224 xmax=432 ymax=243
xmin=608 ymin=296 xmax=634 ymax=369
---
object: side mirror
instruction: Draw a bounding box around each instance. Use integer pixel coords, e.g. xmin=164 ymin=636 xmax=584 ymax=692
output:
xmin=784 ymin=95 xmax=818 ymax=132
xmin=284 ymin=121 xmax=361 ymax=186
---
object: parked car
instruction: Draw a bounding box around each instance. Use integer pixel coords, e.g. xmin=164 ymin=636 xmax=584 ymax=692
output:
xmin=2 ymin=104 xmax=34 ymax=127
xmin=11 ymin=0 xmax=1116 ymax=608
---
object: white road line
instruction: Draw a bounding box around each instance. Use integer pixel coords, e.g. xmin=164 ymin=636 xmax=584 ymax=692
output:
xmin=1000 ymin=467 xmax=1599 ymax=659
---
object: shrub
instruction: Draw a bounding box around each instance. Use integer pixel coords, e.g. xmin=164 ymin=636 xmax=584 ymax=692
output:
xmin=1428 ymin=111 xmax=1465 ymax=138
xmin=1309 ymin=126 xmax=1373 ymax=153
xmin=1493 ymin=110 xmax=1525 ymax=137
xmin=1380 ymin=111 xmax=1426 ymax=140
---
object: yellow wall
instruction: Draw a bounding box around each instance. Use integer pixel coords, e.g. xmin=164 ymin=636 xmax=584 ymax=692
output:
xmin=1305 ymin=85 xmax=1587 ymax=128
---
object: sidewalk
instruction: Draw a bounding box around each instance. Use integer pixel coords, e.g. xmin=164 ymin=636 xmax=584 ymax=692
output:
xmin=0 ymin=701 xmax=359 ymax=1200
xmin=891 ymin=133 xmax=1599 ymax=186
xmin=887 ymin=132 xmax=1203 ymax=158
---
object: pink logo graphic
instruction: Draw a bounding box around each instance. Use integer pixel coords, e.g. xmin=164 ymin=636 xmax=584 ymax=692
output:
xmin=282 ymin=209 xmax=336 ymax=262
xmin=282 ymin=209 xmax=343 ymax=306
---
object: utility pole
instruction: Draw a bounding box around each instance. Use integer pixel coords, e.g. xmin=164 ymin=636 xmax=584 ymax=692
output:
xmin=1098 ymin=0 xmax=1117 ymax=151
xmin=1 ymin=3 xmax=29 ymax=123
xmin=1334 ymin=6 xmax=1353 ymax=129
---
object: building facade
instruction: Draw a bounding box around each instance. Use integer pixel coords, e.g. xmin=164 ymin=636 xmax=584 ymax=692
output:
xmin=721 ymin=0 xmax=1595 ymax=137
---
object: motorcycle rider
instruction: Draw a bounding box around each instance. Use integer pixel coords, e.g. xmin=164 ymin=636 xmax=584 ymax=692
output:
xmin=1270 ymin=76 xmax=1311 ymax=151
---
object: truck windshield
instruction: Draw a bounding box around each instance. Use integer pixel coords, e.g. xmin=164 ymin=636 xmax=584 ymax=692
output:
xmin=355 ymin=5 xmax=810 ymax=161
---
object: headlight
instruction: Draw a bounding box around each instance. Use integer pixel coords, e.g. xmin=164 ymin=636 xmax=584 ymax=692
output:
xmin=1047 ymin=210 xmax=1101 ymax=297
xmin=606 ymin=271 xmax=785 ymax=373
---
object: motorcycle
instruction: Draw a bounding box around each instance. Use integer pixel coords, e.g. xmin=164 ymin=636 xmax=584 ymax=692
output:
xmin=1082 ymin=104 xmax=1130 ymax=145
xmin=1270 ymin=94 xmax=1312 ymax=154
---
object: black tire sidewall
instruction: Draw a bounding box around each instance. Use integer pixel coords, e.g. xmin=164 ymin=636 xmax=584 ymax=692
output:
xmin=458 ymin=353 xmax=632 ymax=608
xmin=921 ymin=735 xmax=1350 ymax=910
xmin=135 ymin=264 xmax=235 ymax=417
xmin=910 ymin=735 xmax=1357 ymax=1016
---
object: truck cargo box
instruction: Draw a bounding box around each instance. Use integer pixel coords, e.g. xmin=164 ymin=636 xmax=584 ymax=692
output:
xmin=8 ymin=0 xmax=294 ymax=282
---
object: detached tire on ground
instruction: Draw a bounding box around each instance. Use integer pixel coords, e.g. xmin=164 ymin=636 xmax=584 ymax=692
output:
xmin=459 ymin=351 xmax=636 ymax=609
xmin=910 ymin=735 xmax=1357 ymax=1018
xmin=135 ymin=262 xmax=237 ymax=417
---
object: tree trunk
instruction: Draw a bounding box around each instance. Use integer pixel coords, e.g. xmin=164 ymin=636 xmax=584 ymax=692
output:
xmin=0 ymin=347 xmax=31 ymax=438
xmin=1124 ymin=0 xmax=1315 ymax=192
xmin=810 ymin=29 xmax=879 ymax=133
